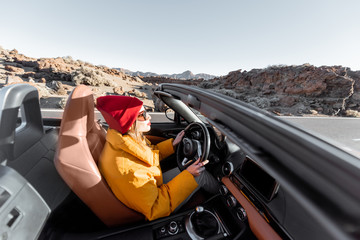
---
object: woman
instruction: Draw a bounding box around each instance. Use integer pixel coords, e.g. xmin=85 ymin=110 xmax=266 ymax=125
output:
xmin=96 ymin=95 xmax=209 ymax=221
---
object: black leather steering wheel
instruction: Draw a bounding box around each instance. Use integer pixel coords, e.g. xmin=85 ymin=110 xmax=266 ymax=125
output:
xmin=176 ymin=122 xmax=211 ymax=171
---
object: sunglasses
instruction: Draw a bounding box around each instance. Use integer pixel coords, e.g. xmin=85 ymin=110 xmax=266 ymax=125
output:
xmin=138 ymin=109 xmax=147 ymax=120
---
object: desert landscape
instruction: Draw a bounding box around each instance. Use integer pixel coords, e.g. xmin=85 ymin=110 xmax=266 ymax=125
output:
xmin=1 ymin=46 xmax=360 ymax=117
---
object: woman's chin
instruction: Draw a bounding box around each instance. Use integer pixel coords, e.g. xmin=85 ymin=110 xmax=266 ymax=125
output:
xmin=140 ymin=127 xmax=151 ymax=133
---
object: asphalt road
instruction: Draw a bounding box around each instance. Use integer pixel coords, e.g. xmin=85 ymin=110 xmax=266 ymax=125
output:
xmin=42 ymin=110 xmax=360 ymax=158
xmin=281 ymin=116 xmax=360 ymax=158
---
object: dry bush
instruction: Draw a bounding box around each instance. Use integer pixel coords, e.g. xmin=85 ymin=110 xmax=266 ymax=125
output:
xmin=213 ymin=88 xmax=237 ymax=98
xmin=62 ymin=56 xmax=77 ymax=65
xmin=247 ymin=97 xmax=271 ymax=108
xmin=345 ymin=109 xmax=360 ymax=117
xmin=265 ymin=64 xmax=287 ymax=70
xmin=199 ymin=80 xmax=220 ymax=89
xmin=71 ymin=66 xmax=116 ymax=87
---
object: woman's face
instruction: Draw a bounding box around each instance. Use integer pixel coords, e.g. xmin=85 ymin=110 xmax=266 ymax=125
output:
xmin=137 ymin=106 xmax=151 ymax=132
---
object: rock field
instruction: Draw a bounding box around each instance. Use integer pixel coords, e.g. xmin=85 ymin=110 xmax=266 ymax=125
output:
xmin=1 ymin=46 xmax=359 ymax=117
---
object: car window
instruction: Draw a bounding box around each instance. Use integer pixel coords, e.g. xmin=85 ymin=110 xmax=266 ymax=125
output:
xmin=188 ymin=106 xmax=208 ymax=123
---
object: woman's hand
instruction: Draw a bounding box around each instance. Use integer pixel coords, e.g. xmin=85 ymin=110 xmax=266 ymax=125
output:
xmin=186 ymin=158 xmax=209 ymax=177
xmin=173 ymin=130 xmax=185 ymax=147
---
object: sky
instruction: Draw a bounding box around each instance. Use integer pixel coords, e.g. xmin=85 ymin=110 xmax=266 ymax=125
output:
xmin=1 ymin=0 xmax=359 ymax=76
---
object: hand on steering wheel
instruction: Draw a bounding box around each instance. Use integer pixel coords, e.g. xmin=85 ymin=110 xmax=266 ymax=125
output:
xmin=176 ymin=122 xmax=210 ymax=171
xmin=173 ymin=130 xmax=185 ymax=147
xmin=186 ymin=158 xmax=209 ymax=177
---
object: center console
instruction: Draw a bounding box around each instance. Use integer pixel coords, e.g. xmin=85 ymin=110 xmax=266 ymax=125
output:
xmin=88 ymin=183 xmax=253 ymax=240
xmin=150 ymin=191 xmax=252 ymax=240
xmin=154 ymin=205 xmax=227 ymax=240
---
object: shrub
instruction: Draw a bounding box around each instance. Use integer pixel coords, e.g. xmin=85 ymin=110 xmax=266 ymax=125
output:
xmin=345 ymin=109 xmax=360 ymax=117
xmin=213 ymin=88 xmax=237 ymax=98
xmin=199 ymin=80 xmax=220 ymax=89
xmin=71 ymin=66 xmax=116 ymax=87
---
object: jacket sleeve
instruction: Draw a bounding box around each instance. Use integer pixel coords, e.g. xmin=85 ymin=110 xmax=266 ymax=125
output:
xmin=127 ymin=169 xmax=198 ymax=221
xmin=154 ymin=138 xmax=175 ymax=160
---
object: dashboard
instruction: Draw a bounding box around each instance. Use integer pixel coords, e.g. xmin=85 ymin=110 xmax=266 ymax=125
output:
xmin=165 ymin=123 xmax=289 ymax=239
xmin=203 ymin=128 xmax=289 ymax=239
xmin=218 ymin=142 xmax=295 ymax=240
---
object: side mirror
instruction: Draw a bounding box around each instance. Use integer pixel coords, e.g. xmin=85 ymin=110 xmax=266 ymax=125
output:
xmin=165 ymin=108 xmax=175 ymax=121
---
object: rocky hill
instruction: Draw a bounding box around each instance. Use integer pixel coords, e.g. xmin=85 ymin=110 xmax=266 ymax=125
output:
xmin=0 ymin=47 xmax=155 ymax=109
xmin=200 ymin=64 xmax=360 ymax=117
xmin=1 ymin=46 xmax=359 ymax=117
xmin=117 ymin=68 xmax=216 ymax=80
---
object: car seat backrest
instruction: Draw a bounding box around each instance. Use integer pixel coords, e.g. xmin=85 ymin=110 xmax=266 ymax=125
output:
xmin=55 ymin=85 xmax=144 ymax=227
xmin=0 ymin=84 xmax=43 ymax=161
xmin=0 ymin=83 xmax=70 ymax=210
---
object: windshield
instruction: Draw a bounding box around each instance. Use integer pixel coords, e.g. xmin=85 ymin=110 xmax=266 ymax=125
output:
xmin=190 ymin=106 xmax=360 ymax=160
xmin=188 ymin=106 xmax=208 ymax=123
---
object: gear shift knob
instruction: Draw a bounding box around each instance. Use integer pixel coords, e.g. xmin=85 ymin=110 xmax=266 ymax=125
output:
xmin=186 ymin=207 xmax=222 ymax=239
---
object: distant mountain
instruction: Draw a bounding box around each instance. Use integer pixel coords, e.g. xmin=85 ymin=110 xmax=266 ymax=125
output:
xmin=116 ymin=68 xmax=216 ymax=80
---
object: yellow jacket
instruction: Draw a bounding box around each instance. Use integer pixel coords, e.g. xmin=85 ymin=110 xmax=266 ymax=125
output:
xmin=98 ymin=129 xmax=198 ymax=221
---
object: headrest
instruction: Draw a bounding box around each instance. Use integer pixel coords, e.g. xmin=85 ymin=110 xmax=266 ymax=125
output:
xmin=96 ymin=95 xmax=143 ymax=134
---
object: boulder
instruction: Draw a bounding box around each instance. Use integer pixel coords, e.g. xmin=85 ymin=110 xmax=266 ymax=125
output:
xmin=5 ymin=65 xmax=25 ymax=73
xmin=113 ymin=86 xmax=124 ymax=95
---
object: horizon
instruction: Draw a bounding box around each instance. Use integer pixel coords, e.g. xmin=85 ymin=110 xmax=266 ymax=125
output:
xmin=1 ymin=46 xmax=358 ymax=77
xmin=1 ymin=0 xmax=359 ymax=76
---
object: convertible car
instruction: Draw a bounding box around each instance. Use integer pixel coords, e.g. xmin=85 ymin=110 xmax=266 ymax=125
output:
xmin=0 ymin=83 xmax=359 ymax=240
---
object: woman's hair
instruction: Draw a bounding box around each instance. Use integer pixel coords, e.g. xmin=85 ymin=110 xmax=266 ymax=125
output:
xmin=126 ymin=119 xmax=149 ymax=148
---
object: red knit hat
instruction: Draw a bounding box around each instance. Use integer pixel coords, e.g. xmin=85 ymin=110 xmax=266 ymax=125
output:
xmin=96 ymin=95 xmax=143 ymax=134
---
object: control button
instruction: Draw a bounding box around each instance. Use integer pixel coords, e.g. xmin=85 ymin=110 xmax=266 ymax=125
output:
xmin=178 ymin=222 xmax=184 ymax=232
xmin=236 ymin=207 xmax=247 ymax=221
xmin=226 ymin=195 xmax=237 ymax=208
xmin=219 ymin=185 xmax=228 ymax=195
xmin=195 ymin=206 xmax=204 ymax=213
xmin=156 ymin=226 xmax=168 ymax=238
xmin=168 ymin=221 xmax=178 ymax=235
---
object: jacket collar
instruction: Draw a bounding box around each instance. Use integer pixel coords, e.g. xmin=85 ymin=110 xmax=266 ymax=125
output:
xmin=106 ymin=128 xmax=158 ymax=166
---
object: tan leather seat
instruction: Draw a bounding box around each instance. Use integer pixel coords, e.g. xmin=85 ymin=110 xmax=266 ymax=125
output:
xmin=54 ymin=85 xmax=144 ymax=227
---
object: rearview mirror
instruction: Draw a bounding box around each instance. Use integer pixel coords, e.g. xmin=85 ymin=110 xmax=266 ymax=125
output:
xmin=165 ymin=108 xmax=175 ymax=121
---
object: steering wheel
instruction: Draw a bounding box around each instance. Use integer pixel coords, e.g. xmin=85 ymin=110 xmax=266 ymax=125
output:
xmin=176 ymin=122 xmax=211 ymax=171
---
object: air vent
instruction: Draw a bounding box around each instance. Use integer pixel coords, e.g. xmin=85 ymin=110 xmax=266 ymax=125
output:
xmin=222 ymin=161 xmax=234 ymax=176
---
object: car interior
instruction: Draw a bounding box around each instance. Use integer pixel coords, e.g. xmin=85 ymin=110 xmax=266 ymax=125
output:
xmin=0 ymin=83 xmax=359 ymax=240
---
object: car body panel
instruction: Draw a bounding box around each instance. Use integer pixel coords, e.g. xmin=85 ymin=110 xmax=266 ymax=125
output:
xmin=0 ymin=83 xmax=359 ymax=239
xmin=157 ymin=83 xmax=360 ymax=239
